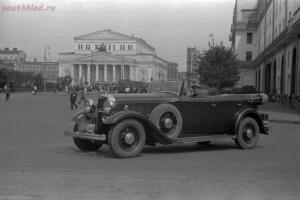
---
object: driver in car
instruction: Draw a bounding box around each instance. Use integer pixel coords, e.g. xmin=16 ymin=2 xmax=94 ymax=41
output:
xmin=190 ymin=85 xmax=201 ymax=97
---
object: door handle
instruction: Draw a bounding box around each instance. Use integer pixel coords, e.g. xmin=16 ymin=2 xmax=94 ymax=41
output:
xmin=237 ymin=103 xmax=242 ymax=107
xmin=211 ymin=103 xmax=216 ymax=108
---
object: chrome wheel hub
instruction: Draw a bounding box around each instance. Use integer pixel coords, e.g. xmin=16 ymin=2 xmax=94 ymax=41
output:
xmin=164 ymin=118 xmax=173 ymax=129
xmin=245 ymin=128 xmax=253 ymax=138
xmin=124 ymin=132 xmax=135 ymax=145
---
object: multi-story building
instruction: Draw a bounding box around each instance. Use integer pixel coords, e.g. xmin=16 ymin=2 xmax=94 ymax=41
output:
xmin=58 ymin=29 xmax=175 ymax=85
xmin=167 ymin=62 xmax=178 ymax=80
xmin=230 ymin=0 xmax=258 ymax=87
xmin=186 ymin=47 xmax=200 ymax=88
xmin=0 ymin=48 xmax=26 ymax=70
xmin=16 ymin=59 xmax=59 ymax=83
xmin=231 ymin=0 xmax=300 ymax=109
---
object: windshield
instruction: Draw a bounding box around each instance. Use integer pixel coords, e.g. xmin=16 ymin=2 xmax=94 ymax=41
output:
xmin=148 ymin=81 xmax=182 ymax=95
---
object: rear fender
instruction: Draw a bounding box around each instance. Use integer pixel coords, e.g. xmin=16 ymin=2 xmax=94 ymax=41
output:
xmin=233 ymin=108 xmax=268 ymax=135
xmin=103 ymin=110 xmax=173 ymax=144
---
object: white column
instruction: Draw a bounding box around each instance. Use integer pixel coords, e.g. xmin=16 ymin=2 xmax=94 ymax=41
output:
xmin=87 ymin=64 xmax=91 ymax=85
xmin=121 ymin=65 xmax=125 ymax=79
xmin=129 ymin=65 xmax=132 ymax=80
xmin=79 ymin=64 xmax=82 ymax=83
xmin=71 ymin=65 xmax=74 ymax=84
xmin=113 ymin=65 xmax=116 ymax=82
xmin=149 ymin=66 xmax=153 ymax=82
xmin=96 ymin=64 xmax=99 ymax=81
xmin=104 ymin=64 xmax=107 ymax=82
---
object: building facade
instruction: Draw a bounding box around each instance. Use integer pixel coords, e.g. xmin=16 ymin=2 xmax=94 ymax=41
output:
xmin=0 ymin=48 xmax=26 ymax=70
xmin=58 ymin=29 xmax=174 ymax=85
xmin=167 ymin=62 xmax=178 ymax=80
xmin=231 ymin=0 xmax=300 ymax=110
xmin=16 ymin=60 xmax=59 ymax=82
xmin=186 ymin=47 xmax=201 ymax=88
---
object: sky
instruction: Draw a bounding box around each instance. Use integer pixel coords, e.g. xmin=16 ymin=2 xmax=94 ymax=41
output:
xmin=0 ymin=0 xmax=236 ymax=71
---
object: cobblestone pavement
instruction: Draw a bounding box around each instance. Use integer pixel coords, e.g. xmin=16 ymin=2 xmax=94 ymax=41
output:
xmin=0 ymin=94 xmax=299 ymax=200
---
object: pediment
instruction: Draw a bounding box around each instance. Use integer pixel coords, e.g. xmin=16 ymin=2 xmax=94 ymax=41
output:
xmin=71 ymin=52 xmax=136 ymax=63
xmin=74 ymin=29 xmax=133 ymax=41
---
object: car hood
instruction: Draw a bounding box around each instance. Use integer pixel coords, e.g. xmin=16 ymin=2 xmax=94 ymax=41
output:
xmin=112 ymin=93 xmax=178 ymax=103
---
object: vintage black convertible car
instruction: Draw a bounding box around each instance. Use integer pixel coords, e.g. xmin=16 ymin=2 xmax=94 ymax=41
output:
xmin=64 ymin=81 xmax=270 ymax=158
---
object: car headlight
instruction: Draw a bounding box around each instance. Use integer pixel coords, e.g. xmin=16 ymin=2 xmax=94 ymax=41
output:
xmin=103 ymin=95 xmax=116 ymax=113
xmin=85 ymin=99 xmax=95 ymax=107
xmin=84 ymin=99 xmax=95 ymax=113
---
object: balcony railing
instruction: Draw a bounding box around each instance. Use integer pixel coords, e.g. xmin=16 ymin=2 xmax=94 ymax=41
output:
xmin=234 ymin=22 xmax=258 ymax=30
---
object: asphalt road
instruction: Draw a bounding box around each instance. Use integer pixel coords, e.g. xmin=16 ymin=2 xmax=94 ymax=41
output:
xmin=0 ymin=94 xmax=299 ymax=200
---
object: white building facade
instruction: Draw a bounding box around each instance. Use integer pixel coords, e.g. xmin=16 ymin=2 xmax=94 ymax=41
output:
xmin=231 ymin=0 xmax=300 ymax=110
xmin=58 ymin=29 xmax=172 ymax=85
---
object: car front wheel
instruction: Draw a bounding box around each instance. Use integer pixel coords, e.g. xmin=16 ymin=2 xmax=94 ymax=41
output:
xmin=108 ymin=119 xmax=146 ymax=158
xmin=235 ymin=117 xmax=260 ymax=149
xmin=72 ymin=124 xmax=103 ymax=152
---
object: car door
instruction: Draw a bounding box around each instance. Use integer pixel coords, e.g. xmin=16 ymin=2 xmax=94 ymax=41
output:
xmin=175 ymin=96 xmax=216 ymax=135
xmin=215 ymin=96 xmax=245 ymax=133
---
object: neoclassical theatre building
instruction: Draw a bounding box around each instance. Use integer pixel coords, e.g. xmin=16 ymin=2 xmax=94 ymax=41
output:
xmin=58 ymin=29 xmax=174 ymax=85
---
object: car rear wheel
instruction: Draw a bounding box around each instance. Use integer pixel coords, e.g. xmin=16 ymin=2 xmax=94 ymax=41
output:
xmin=72 ymin=124 xmax=103 ymax=152
xmin=149 ymin=104 xmax=183 ymax=140
xmin=108 ymin=119 xmax=146 ymax=158
xmin=235 ymin=117 xmax=260 ymax=149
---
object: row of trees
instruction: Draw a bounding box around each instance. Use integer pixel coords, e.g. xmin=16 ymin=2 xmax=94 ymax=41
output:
xmin=0 ymin=68 xmax=46 ymax=91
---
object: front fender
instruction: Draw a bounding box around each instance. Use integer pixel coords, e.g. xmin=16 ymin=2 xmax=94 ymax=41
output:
xmin=70 ymin=109 xmax=86 ymax=121
xmin=103 ymin=110 xmax=173 ymax=144
xmin=233 ymin=108 xmax=268 ymax=135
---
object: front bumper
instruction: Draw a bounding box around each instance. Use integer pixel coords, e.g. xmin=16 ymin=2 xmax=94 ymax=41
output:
xmin=260 ymin=113 xmax=270 ymax=134
xmin=64 ymin=131 xmax=106 ymax=141
xmin=263 ymin=121 xmax=271 ymax=134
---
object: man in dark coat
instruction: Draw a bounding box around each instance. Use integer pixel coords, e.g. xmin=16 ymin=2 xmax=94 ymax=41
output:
xmin=69 ymin=90 xmax=78 ymax=110
xmin=4 ymin=83 xmax=10 ymax=101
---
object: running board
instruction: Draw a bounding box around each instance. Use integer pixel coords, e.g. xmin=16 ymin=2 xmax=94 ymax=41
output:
xmin=175 ymin=135 xmax=236 ymax=144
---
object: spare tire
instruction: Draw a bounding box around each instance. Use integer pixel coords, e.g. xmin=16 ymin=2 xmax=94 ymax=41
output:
xmin=149 ymin=104 xmax=183 ymax=140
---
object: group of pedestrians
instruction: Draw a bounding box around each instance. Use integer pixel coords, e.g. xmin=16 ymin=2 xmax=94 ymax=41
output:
xmin=69 ymin=88 xmax=86 ymax=110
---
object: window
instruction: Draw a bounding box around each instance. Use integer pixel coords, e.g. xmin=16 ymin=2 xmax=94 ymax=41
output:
xmin=128 ymin=45 xmax=130 ymax=50
xmin=113 ymin=44 xmax=115 ymax=50
xmin=246 ymin=33 xmax=253 ymax=44
xmin=108 ymin=45 xmax=111 ymax=50
xmin=246 ymin=51 xmax=252 ymax=61
xmin=279 ymin=23 xmax=281 ymax=32
xmin=86 ymin=44 xmax=90 ymax=50
xmin=120 ymin=44 xmax=125 ymax=50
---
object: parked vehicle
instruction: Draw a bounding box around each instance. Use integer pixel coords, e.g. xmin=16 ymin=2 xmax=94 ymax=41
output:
xmin=64 ymin=81 xmax=270 ymax=158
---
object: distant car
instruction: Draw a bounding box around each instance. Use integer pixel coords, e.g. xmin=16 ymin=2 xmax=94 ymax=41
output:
xmin=64 ymin=81 xmax=270 ymax=158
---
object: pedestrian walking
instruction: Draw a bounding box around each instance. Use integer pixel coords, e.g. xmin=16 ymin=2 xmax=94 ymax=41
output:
xmin=78 ymin=88 xmax=86 ymax=104
xmin=33 ymin=85 xmax=37 ymax=95
xmin=69 ymin=90 xmax=78 ymax=110
xmin=4 ymin=83 xmax=10 ymax=101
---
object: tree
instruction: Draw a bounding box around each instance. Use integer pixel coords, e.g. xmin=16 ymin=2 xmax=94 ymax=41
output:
xmin=63 ymin=75 xmax=72 ymax=86
xmin=33 ymin=73 xmax=44 ymax=89
xmin=197 ymin=42 xmax=240 ymax=90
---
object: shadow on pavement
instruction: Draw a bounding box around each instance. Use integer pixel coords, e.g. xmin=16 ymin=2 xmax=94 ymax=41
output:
xmin=142 ymin=142 xmax=237 ymax=154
